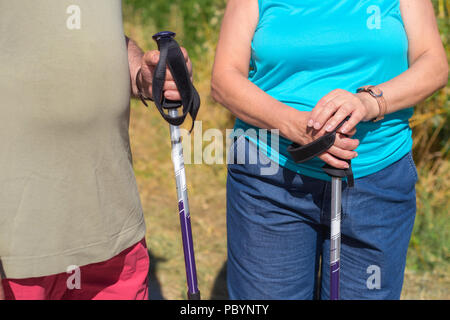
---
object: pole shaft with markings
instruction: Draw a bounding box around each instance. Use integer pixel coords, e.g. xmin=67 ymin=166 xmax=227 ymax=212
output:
xmin=168 ymin=108 xmax=200 ymax=300
xmin=330 ymin=177 xmax=341 ymax=300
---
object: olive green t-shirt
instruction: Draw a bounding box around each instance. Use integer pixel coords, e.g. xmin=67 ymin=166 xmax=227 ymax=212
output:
xmin=0 ymin=0 xmax=146 ymax=278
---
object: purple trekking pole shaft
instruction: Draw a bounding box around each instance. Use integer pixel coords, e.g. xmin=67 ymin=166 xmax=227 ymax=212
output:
xmin=150 ymin=31 xmax=201 ymax=300
xmin=323 ymin=158 xmax=353 ymax=300
xmin=288 ymin=117 xmax=354 ymax=300
xmin=169 ymin=109 xmax=201 ymax=300
xmin=329 ymin=176 xmax=341 ymax=300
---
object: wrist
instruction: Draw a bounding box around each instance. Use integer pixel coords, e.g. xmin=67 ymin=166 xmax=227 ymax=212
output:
xmin=280 ymin=109 xmax=311 ymax=145
xmin=135 ymin=67 xmax=153 ymax=106
xmin=135 ymin=67 xmax=144 ymax=96
xmin=356 ymin=85 xmax=388 ymax=122
xmin=356 ymin=92 xmax=380 ymax=121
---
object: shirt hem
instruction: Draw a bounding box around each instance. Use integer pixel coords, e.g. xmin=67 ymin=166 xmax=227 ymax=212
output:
xmin=1 ymin=218 xmax=147 ymax=279
xmin=238 ymin=132 xmax=412 ymax=182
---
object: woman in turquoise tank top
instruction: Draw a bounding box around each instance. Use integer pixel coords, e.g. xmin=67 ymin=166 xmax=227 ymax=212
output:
xmin=212 ymin=0 xmax=447 ymax=299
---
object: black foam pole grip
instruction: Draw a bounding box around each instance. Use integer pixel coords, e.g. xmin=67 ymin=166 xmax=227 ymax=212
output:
xmin=288 ymin=117 xmax=349 ymax=164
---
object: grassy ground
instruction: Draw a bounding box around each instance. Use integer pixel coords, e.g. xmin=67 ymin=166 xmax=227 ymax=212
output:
xmin=124 ymin=4 xmax=449 ymax=300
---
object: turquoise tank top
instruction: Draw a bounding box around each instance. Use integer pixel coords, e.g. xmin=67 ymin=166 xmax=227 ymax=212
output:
xmin=234 ymin=0 xmax=413 ymax=180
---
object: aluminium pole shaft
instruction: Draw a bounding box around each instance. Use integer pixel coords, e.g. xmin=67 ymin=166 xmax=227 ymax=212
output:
xmin=330 ymin=176 xmax=342 ymax=300
xmin=168 ymin=108 xmax=200 ymax=300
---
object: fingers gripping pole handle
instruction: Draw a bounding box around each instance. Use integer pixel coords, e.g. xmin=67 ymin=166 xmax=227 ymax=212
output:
xmin=287 ymin=117 xmax=349 ymax=163
xmin=151 ymin=31 xmax=201 ymax=131
xmin=152 ymin=31 xmax=182 ymax=109
xmin=287 ymin=117 xmax=354 ymax=186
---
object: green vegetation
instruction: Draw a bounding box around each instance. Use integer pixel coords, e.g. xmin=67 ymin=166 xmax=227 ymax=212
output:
xmin=124 ymin=0 xmax=225 ymax=59
xmin=123 ymin=0 xmax=449 ymax=299
xmin=408 ymin=0 xmax=449 ymax=277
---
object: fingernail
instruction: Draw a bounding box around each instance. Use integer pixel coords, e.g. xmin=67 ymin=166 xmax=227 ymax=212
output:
xmin=326 ymin=124 xmax=333 ymax=132
xmin=314 ymin=122 xmax=321 ymax=130
xmin=307 ymin=119 xmax=314 ymax=127
xmin=341 ymin=126 xmax=347 ymax=134
xmin=345 ymin=163 xmax=350 ymax=168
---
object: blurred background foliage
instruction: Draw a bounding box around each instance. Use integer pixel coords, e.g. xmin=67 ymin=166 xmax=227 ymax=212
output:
xmin=123 ymin=0 xmax=449 ymax=299
xmin=124 ymin=0 xmax=226 ymax=59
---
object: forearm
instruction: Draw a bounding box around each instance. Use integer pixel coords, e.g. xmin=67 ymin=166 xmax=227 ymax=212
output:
xmin=211 ymin=69 xmax=310 ymax=143
xmin=376 ymin=50 xmax=448 ymax=114
xmin=125 ymin=36 xmax=144 ymax=98
xmin=212 ymin=68 xmax=359 ymax=168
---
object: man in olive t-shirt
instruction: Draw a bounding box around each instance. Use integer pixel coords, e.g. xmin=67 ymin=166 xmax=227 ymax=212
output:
xmin=0 ymin=0 xmax=192 ymax=299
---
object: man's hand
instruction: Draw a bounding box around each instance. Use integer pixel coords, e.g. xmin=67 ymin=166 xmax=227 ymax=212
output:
xmin=137 ymin=47 xmax=193 ymax=101
xmin=126 ymin=36 xmax=193 ymax=102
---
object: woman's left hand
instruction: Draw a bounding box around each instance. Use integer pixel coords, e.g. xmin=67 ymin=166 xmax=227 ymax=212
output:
xmin=307 ymin=89 xmax=380 ymax=134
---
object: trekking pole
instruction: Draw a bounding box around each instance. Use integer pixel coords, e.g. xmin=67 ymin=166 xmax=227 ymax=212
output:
xmin=322 ymin=161 xmax=353 ymax=300
xmin=288 ymin=118 xmax=354 ymax=300
xmin=329 ymin=175 xmax=341 ymax=300
xmin=168 ymin=107 xmax=200 ymax=300
xmin=147 ymin=31 xmax=201 ymax=300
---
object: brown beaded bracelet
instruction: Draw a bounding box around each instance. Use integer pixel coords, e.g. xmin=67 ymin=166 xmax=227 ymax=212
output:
xmin=136 ymin=68 xmax=153 ymax=107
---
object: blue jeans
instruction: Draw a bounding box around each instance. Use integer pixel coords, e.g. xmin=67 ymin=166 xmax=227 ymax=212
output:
xmin=226 ymin=136 xmax=417 ymax=300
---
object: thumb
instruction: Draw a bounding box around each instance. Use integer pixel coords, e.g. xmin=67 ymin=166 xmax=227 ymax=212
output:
xmin=143 ymin=50 xmax=160 ymax=67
